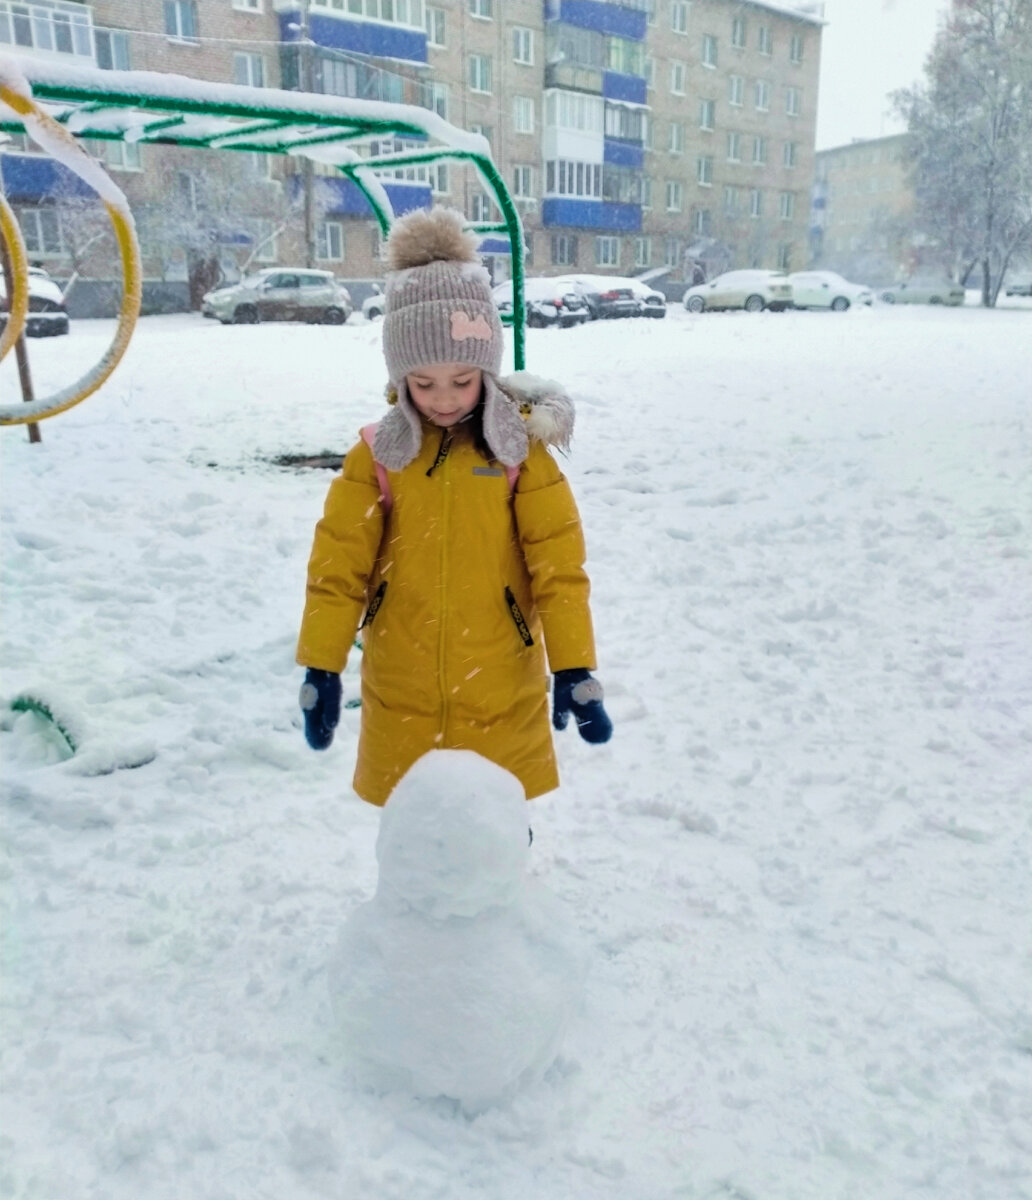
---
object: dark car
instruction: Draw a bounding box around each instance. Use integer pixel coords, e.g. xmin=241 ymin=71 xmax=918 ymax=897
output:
xmin=1004 ymin=278 xmax=1032 ymax=297
xmin=0 ymin=267 xmax=70 ymax=337
xmin=492 ymin=278 xmax=590 ymax=328
xmin=627 ymin=278 xmax=667 ymax=318
xmin=557 ymin=274 xmax=639 ymax=319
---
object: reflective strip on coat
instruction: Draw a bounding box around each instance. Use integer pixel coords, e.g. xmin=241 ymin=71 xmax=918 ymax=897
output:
xmin=296 ymin=420 xmax=596 ymax=806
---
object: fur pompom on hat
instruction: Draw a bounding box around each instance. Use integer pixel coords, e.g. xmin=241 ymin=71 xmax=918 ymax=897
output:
xmin=381 ymin=206 xmax=504 ymax=385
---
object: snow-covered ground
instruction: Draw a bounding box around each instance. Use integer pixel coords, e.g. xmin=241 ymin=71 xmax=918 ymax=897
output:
xmin=2 ymin=300 xmax=1030 ymax=1200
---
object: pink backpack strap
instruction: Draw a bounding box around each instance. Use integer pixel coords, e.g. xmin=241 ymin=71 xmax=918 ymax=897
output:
xmin=361 ymin=423 xmax=392 ymax=513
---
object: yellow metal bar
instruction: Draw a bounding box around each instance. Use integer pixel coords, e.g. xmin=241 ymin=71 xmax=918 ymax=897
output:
xmin=0 ymin=194 xmax=30 ymax=361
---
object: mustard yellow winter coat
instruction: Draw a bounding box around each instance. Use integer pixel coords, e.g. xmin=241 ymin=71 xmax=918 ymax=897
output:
xmin=296 ymin=416 xmax=596 ymax=805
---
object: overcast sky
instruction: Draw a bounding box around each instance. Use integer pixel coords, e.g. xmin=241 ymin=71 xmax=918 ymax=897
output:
xmin=815 ymin=0 xmax=951 ymax=150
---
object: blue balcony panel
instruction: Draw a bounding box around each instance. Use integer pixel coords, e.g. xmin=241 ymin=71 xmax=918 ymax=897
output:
xmin=603 ymin=71 xmax=647 ymax=105
xmin=279 ymin=11 xmax=427 ymax=64
xmin=478 ymin=237 xmax=512 ymax=256
xmin=555 ymin=0 xmax=647 ymax=40
xmin=0 ymin=154 xmax=94 ymax=203
xmin=604 ymin=139 xmax=644 ymax=169
xmin=292 ymin=174 xmax=431 ymax=217
xmin=541 ymin=197 xmax=641 ymax=232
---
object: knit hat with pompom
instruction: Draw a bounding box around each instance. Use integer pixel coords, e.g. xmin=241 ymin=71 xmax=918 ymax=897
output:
xmin=381 ymin=207 xmax=504 ymax=385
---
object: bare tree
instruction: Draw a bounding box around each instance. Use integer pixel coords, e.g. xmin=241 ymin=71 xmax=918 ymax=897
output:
xmin=893 ymin=0 xmax=1032 ymax=306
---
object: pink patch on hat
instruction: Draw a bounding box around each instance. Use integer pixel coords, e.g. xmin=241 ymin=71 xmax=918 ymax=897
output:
xmin=451 ymin=310 xmax=493 ymax=342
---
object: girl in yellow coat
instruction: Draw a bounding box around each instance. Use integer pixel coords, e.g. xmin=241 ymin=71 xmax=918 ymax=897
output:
xmin=296 ymin=208 xmax=611 ymax=806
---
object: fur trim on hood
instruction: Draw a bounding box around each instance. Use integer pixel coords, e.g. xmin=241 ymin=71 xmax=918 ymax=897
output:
xmin=371 ymin=371 xmax=575 ymax=473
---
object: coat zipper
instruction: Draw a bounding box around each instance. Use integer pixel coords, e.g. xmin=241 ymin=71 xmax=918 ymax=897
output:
xmin=437 ymin=434 xmax=451 ymax=738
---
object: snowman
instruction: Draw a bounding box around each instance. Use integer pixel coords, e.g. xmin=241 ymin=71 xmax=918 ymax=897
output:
xmin=327 ymin=749 xmax=586 ymax=1112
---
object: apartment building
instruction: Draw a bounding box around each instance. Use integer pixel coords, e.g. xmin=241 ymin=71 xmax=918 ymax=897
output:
xmin=810 ymin=133 xmax=914 ymax=283
xmin=1 ymin=0 xmax=823 ymax=308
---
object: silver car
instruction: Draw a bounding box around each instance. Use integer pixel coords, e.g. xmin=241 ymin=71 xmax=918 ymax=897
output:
xmin=202 ymin=268 xmax=353 ymax=325
xmin=683 ymin=269 xmax=793 ymax=313
xmin=788 ymin=270 xmax=874 ymax=311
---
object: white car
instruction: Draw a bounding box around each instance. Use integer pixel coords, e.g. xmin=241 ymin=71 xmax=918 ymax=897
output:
xmin=788 ymin=270 xmax=873 ymax=311
xmin=683 ymin=269 xmax=793 ymax=314
xmin=0 ymin=266 xmax=70 ymax=337
xmin=878 ymin=281 xmax=966 ymax=306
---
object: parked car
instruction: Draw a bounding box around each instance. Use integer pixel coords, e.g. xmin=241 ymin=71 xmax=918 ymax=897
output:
xmin=0 ymin=266 xmax=69 ymax=337
xmin=1004 ymin=277 xmax=1032 ymax=297
xmin=556 ymin=274 xmax=639 ymax=319
xmin=626 ymin=278 xmax=667 ymax=318
xmin=788 ymin=270 xmax=873 ymax=311
xmin=362 ymin=284 xmax=385 ymax=320
xmin=491 ymin=277 xmax=590 ymax=328
xmin=202 ymin=268 xmax=352 ymax=324
xmin=683 ymin=269 xmax=793 ymax=313
xmin=878 ymin=281 xmax=965 ymax=306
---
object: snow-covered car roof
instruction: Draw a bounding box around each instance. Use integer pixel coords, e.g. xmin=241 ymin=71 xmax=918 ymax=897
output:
xmin=0 ymin=273 xmax=64 ymax=305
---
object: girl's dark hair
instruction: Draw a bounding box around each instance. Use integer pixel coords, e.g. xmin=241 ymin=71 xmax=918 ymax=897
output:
xmin=469 ymin=388 xmax=495 ymax=463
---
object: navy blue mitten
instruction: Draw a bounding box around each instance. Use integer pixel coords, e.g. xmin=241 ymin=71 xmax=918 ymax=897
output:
xmin=552 ymin=668 xmax=613 ymax=744
xmin=299 ymin=668 xmax=341 ymax=750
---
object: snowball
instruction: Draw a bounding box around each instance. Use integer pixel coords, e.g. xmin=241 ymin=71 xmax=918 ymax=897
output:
xmin=328 ymin=750 xmax=585 ymax=1113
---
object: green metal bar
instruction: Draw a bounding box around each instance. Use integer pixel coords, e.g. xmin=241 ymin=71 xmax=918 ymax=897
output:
xmin=339 ymin=164 xmax=393 ymax=237
xmin=469 ymin=152 xmax=526 ymax=372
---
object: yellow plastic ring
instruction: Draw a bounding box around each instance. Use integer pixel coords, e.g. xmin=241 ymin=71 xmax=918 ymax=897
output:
xmin=0 ymin=79 xmax=142 ymax=426
xmin=0 ymin=192 xmax=30 ymax=361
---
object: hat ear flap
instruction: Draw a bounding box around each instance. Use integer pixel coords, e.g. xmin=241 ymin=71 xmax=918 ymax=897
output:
xmin=373 ymin=377 xmax=424 ymax=471
xmin=482 ymin=374 xmax=530 ymax=467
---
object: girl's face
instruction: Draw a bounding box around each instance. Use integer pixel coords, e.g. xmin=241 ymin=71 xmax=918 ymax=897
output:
xmin=405 ymin=364 xmax=483 ymax=427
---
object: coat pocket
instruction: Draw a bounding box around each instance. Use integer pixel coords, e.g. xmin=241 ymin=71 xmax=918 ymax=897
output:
xmin=360 ymin=581 xmax=387 ymax=629
xmin=504 ymin=586 xmax=534 ymax=647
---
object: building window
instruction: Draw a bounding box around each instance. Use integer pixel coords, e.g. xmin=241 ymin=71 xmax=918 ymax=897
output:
xmin=469 ymin=0 xmax=491 ymax=18
xmin=470 ymin=122 xmax=492 ymax=148
xmin=750 ymin=188 xmax=763 ymax=218
xmin=664 ymin=236 xmax=680 ymax=268
xmin=724 ymin=185 xmax=740 ymax=214
xmin=786 ymin=87 xmax=801 ymax=117
xmin=671 ymin=1 xmax=688 ymax=34
xmin=432 ymin=162 xmax=449 ymax=193
xmin=670 ymin=61 xmax=686 ymax=94
xmin=777 ymin=242 xmax=793 ymax=270
xmin=251 ymin=218 xmax=277 ymax=262
xmin=783 ymin=141 xmax=797 ymax=168
xmin=318 ymin=1 xmax=426 ymax=26
xmin=317 ymin=221 xmax=344 ymax=261
xmin=551 ymin=234 xmax=578 ymax=266
xmin=697 ymin=155 xmax=713 ymax=186
xmin=164 ymin=0 xmax=198 ymax=41
xmin=702 ymin=34 xmax=717 ymax=68
xmin=471 ymin=192 xmax=493 ymax=222
xmin=319 ymin=54 xmax=402 ymax=102
xmin=758 ymin=25 xmax=772 ymax=55
xmin=693 ymin=207 xmax=711 ymax=235
xmin=513 ymin=96 xmax=535 ymax=134
xmin=728 ymin=74 xmax=744 ymax=106
xmin=88 ymin=139 xmax=142 ymax=171
xmin=665 ymin=180 xmax=683 ymax=212
xmin=753 ymin=135 xmax=768 ymax=164
xmin=699 ymin=99 xmax=715 ymax=131
xmin=6 ymin=4 xmax=92 ymax=55
xmin=641 ymin=176 xmax=652 ymax=207
xmin=545 ymin=90 xmax=605 ymax=134
xmin=755 ymin=80 xmax=770 ymax=111
xmin=513 ymin=165 xmax=534 ymax=198
xmin=513 ymin=26 xmax=533 ymax=64
xmin=731 ymin=16 xmax=746 ymax=49
xmin=425 ymin=6 xmax=445 ymax=46
xmin=94 ymin=29 xmax=131 ymax=70
xmin=233 ymin=53 xmax=264 ymax=88
xmin=243 ymin=151 xmax=272 ymax=178
xmin=727 ymin=131 xmax=741 ymax=162
xmin=790 ymin=33 xmax=803 ymax=63
xmin=634 ymin=236 xmax=651 ymax=268
xmin=426 ymin=80 xmax=448 ymax=119
xmin=644 ymin=55 xmax=655 ymax=89
xmin=468 ymin=54 xmax=492 ymax=93
xmin=779 ymin=191 xmax=796 ymax=220
xmin=606 ymin=105 xmax=647 ymax=142
xmin=233 ymin=0 xmax=261 ymax=10
xmin=16 ymin=207 xmax=63 ymax=257
xmin=595 ymin=236 xmax=620 ymax=268
xmin=607 ymin=35 xmax=643 ymax=76
xmin=545 ymin=160 xmax=602 ymax=199
xmin=669 ymin=121 xmax=684 ymax=153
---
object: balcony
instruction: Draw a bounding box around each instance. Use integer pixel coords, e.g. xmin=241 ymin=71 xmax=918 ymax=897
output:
xmin=277 ymin=7 xmax=427 ymax=66
xmin=0 ymin=0 xmax=95 ymax=63
xmin=545 ymin=0 xmax=648 ymax=41
xmin=541 ymin=197 xmax=641 ymax=232
xmin=544 ymin=60 xmax=603 ymax=94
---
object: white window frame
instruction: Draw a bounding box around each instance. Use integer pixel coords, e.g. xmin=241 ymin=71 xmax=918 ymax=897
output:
xmin=90 ymin=139 xmax=142 ymax=172
xmin=634 ymin=236 xmax=651 ymax=268
xmin=783 ymin=141 xmax=797 ymax=168
xmin=727 ymin=131 xmax=741 ymax=162
xmin=513 ymin=26 xmax=533 ymax=65
xmin=471 ymin=191 xmax=493 ymax=222
xmin=94 ymin=28 xmax=131 ymax=70
xmin=670 ymin=61 xmax=686 ymax=94
xmin=513 ymin=95 xmax=535 ymax=135
xmin=469 ymin=0 xmax=492 ymax=19
xmin=755 ymin=80 xmax=770 ymax=112
xmin=697 ymin=155 xmax=713 ymax=187
xmin=664 ymin=236 xmax=680 ymax=268
xmin=699 ymin=99 xmax=715 ymax=131
xmin=702 ymin=34 xmax=717 ymax=68
xmin=595 ymin=236 xmax=620 ymax=269
xmin=232 ymin=0 xmax=262 ymax=11
xmin=512 ymin=164 xmax=534 ymax=198
xmin=731 ymin=16 xmax=746 ymax=49
xmin=724 ymin=185 xmax=740 ymax=214
xmin=16 ymin=207 xmax=64 ymax=258
xmin=753 ymin=135 xmax=768 ymax=165
xmin=551 ymin=234 xmax=577 ymax=267
xmin=790 ymin=33 xmax=803 ymax=64
xmin=317 ymin=220 xmax=344 ymax=262
xmin=428 ymin=80 xmax=448 ymax=119
xmin=645 ymin=55 xmax=656 ymax=90
xmin=426 ymin=6 xmax=445 ymax=47
xmin=233 ymin=52 xmax=265 ymax=88
xmin=468 ymin=54 xmax=492 ymax=94
xmin=671 ymin=1 xmax=689 ymax=34
xmin=669 ymin=121 xmax=684 ymax=153
xmin=693 ymin=207 xmax=711 ymax=236
xmin=252 ymin=218 xmax=278 ymax=263
xmin=750 ymin=188 xmax=763 ymax=218
xmin=432 ymin=162 xmax=449 ymax=194
xmin=665 ymin=180 xmax=683 ymax=212
xmin=728 ymin=74 xmax=744 ymax=106
xmin=641 ymin=175 xmax=652 ymax=208
xmin=786 ymin=87 xmax=801 ymax=117
xmin=758 ymin=25 xmax=772 ymax=56
xmin=164 ymin=0 xmax=198 ymax=42
xmin=779 ymin=191 xmax=795 ymax=221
